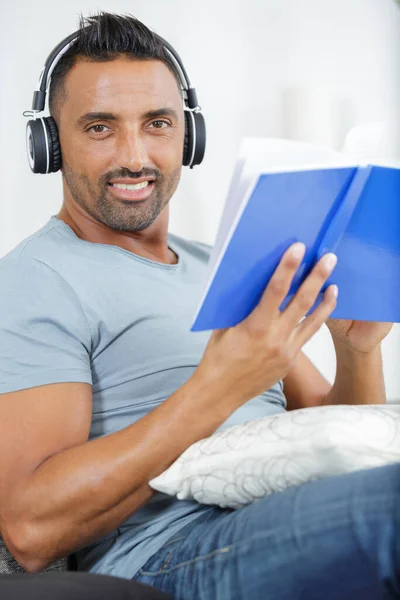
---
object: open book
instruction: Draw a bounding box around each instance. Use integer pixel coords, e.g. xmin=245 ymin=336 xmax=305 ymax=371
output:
xmin=191 ymin=138 xmax=400 ymax=331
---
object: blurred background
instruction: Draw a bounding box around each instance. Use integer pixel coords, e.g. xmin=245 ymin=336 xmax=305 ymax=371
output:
xmin=0 ymin=0 xmax=399 ymax=399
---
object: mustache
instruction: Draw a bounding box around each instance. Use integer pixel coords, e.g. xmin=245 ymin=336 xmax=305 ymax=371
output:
xmin=103 ymin=167 xmax=160 ymax=183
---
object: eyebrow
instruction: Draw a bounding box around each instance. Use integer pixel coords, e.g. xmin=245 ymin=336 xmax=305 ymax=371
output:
xmin=76 ymin=108 xmax=179 ymax=127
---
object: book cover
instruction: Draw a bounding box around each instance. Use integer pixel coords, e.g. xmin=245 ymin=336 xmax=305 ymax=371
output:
xmin=191 ymin=139 xmax=400 ymax=331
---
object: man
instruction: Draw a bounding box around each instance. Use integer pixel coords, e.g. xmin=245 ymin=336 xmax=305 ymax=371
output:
xmin=0 ymin=11 xmax=398 ymax=600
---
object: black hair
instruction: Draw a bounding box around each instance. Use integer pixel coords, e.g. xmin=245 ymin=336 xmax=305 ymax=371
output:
xmin=49 ymin=12 xmax=181 ymax=120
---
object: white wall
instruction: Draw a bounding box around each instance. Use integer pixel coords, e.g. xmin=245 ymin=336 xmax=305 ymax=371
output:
xmin=1 ymin=0 xmax=399 ymax=399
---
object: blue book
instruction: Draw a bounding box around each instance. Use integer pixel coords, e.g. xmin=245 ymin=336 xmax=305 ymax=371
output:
xmin=191 ymin=138 xmax=400 ymax=331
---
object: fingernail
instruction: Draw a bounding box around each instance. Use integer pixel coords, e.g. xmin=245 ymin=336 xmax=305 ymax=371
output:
xmin=324 ymin=253 xmax=337 ymax=270
xmin=331 ymin=284 xmax=338 ymax=298
xmin=291 ymin=243 xmax=306 ymax=259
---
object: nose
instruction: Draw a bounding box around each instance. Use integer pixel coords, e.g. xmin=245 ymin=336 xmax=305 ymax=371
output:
xmin=116 ymin=129 xmax=149 ymax=172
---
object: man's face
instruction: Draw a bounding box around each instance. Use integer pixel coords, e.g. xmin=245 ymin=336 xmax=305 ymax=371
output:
xmin=57 ymin=57 xmax=184 ymax=232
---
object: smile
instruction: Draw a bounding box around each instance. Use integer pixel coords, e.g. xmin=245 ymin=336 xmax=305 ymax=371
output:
xmin=107 ymin=180 xmax=155 ymax=202
xmin=110 ymin=181 xmax=150 ymax=191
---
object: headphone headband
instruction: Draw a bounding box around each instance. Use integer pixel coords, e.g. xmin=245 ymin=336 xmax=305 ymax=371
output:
xmin=31 ymin=29 xmax=200 ymax=113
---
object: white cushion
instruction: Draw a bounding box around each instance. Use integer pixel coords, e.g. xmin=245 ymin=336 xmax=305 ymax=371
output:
xmin=149 ymin=404 xmax=400 ymax=509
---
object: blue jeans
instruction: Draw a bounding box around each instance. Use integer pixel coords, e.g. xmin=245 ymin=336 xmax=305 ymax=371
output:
xmin=133 ymin=463 xmax=400 ymax=599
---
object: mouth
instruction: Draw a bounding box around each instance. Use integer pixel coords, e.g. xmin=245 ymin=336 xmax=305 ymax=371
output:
xmin=107 ymin=178 xmax=155 ymax=202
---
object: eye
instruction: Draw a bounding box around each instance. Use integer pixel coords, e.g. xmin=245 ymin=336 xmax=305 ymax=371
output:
xmin=150 ymin=120 xmax=169 ymax=129
xmin=88 ymin=124 xmax=110 ymax=134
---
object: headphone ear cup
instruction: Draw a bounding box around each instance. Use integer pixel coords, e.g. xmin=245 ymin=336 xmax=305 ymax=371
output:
xmin=182 ymin=110 xmax=206 ymax=168
xmin=26 ymin=118 xmax=48 ymax=174
xmin=182 ymin=110 xmax=193 ymax=167
xmin=45 ymin=116 xmax=62 ymax=173
xmin=26 ymin=117 xmax=61 ymax=174
xmin=191 ymin=111 xmax=206 ymax=167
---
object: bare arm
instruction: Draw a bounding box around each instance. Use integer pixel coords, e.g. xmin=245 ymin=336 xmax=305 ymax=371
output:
xmin=282 ymin=343 xmax=386 ymax=409
xmin=282 ymin=351 xmax=332 ymax=410
xmin=0 ymin=374 xmax=237 ymax=574
xmin=322 ymin=342 xmax=386 ymax=406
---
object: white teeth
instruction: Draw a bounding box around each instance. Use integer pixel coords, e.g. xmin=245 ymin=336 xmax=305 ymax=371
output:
xmin=112 ymin=181 xmax=150 ymax=191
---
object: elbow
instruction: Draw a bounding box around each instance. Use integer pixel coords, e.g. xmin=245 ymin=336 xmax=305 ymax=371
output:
xmin=2 ymin=520 xmax=53 ymax=573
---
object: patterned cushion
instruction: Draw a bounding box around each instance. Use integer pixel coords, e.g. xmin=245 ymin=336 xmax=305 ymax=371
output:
xmin=0 ymin=535 xmax=67 ymax=574
xmin=150 ymin=404 xmax=400 ymax=509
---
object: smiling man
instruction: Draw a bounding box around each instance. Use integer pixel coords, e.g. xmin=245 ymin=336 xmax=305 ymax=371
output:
xmin=0 ymin=12 xmax=398 ymax=600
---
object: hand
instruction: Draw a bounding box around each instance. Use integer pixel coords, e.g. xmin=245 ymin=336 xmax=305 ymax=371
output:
xmin=326 ymin=319 xmax=393 ymax=355
xmin=198 ymin=242 xmax=338 ymax=408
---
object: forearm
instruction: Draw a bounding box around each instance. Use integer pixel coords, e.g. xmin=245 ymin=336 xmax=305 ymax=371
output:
xmin=322 ymin=342 xmax=386 ymax=406
xmin=4 ymin=370 xmax=236 ymax=572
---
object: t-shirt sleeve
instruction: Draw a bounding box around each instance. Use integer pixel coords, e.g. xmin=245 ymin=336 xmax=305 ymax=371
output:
xmin=0 ymin=255 xmax=92 ymax=393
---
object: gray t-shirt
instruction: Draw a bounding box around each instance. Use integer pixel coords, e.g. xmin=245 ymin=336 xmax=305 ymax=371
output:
xmin=0 ymin=216 xmax=286 ymax=578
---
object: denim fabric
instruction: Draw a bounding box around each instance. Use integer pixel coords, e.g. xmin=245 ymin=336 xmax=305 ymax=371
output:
xmin=133 ymin=463 xmax=400 ymax=600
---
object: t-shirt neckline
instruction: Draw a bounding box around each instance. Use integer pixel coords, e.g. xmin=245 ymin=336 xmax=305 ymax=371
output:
xmin=50 ymin=216 xmax=181 ymax=270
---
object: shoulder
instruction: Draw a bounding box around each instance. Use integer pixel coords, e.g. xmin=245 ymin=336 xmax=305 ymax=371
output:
xmin=0 ymin=218 xmax=91 ymax=301
xmin=0 ymin=251 xmax=91 ymax=339
xmin=0 ymin=217 xmax=86 ymax=277
xmin=168 ymin=233 xmax=213 ymax=263
xmin=0 ymin=251 xmax=74 ymax=299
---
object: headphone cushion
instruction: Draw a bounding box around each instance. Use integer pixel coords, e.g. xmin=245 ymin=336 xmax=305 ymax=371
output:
xmin=45 ymin=117 xmax=62 ymax=173
xmin=191 ymin=111 xmax=206 ymax=167
xmin=183 ymin=110 xmax=193 ymax=167
xmin=183 ymin=110 xmax=206 ymax=168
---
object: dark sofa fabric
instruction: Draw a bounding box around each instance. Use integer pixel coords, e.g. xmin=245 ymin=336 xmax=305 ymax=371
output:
xmin=0 ymin=536 xmax=67 ymax=574
xmin=0 ymin=571 xmax=173 ymax=599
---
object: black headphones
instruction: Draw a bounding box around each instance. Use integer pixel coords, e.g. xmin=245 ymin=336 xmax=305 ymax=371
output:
xmin=24 ymin=30 xmax=206 ymax=174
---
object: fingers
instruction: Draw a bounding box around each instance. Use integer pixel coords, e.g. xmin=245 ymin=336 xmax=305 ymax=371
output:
xmin=294 ymin=284 xmax=338 ymax=349
xmin=282 ymin=252 xmax=337 ymax=331
xmin=252 ymin=242 xmax=306 ymax=321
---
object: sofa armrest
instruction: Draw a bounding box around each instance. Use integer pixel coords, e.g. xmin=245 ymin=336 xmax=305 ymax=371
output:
xmin=0 ymin=536 xmax=67 ymax=575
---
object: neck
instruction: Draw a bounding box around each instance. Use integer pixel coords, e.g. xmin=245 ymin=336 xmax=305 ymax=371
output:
xmin=56 ymin=202 xmax=177 ymax=265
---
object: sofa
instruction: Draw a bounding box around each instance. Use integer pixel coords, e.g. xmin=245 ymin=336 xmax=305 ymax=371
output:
xmin=0 ymin=536 xmax=172 ymax=599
